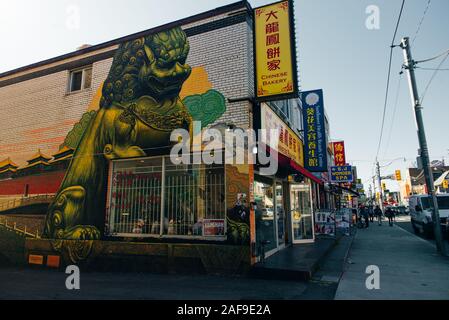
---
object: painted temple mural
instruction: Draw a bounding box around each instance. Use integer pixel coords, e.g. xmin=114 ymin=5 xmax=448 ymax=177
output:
xmin=0 ymin=26 xmax=250 ymax=248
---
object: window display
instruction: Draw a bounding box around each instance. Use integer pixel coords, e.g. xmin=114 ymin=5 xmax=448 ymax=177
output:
xmin=254 ymin=180 xmax=276 ymax=255
xmin=107 ymin=156 xmax=226 ymax=238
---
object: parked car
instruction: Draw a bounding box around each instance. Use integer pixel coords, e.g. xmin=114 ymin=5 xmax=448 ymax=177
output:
xmin=409 ymin=194 xmax=449 ymax=239
xmin=395 ymin=205 xmax=409 ymax=215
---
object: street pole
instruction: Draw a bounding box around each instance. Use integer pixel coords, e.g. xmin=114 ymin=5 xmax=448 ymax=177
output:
xmin=376 ymin=161 xmax=384 ymax=211
xmin=372 ymin=176 xmax=377 ymax=205
xmin=400 ymin=37 xmax=446 ymax=255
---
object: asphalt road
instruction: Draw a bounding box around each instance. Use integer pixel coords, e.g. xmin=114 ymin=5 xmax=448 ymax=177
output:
xmin=0 ymin=266 xmax=310 ymax=300
xmin=394 ymin=215 xmax=437 ymax=247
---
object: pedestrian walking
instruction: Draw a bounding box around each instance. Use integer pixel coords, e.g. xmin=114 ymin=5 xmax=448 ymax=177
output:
xmin=360 ymin=205 xmax=369 ymax=228
xmin=374 ymin=205 xmax=383 ymax=226
xmin=385 ymin=206 xmax=394 ymax=227
xmin=368 ymin=205 xmax=374 ymax=223
xmin=352 ymin=208 xmax=358 ymax=225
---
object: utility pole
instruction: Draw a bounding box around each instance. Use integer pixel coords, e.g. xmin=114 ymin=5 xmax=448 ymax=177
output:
xmin=372 ymin=176 xmax=377 ymax=204
xmin=376 ymin=161 xmax=384 ymax=211
xmin=400 ymin=37 xmax=446 ymax=255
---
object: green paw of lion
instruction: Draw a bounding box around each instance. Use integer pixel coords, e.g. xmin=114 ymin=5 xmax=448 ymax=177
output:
xmin=183 ymin=90 xmax=226 ymax=128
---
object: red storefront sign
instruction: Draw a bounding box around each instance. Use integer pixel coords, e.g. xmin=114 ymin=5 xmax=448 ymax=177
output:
xmin=333 ymin=141 xmax=346 ymax=166
xmin=203 ymin=219 xmax=225 ymax=237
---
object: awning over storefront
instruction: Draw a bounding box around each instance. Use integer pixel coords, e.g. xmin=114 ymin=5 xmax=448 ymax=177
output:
xmin=261 ymin=144 xmax=324 ymax=185
xmin=289 ymin=159 xmax=324 ymax=185
xmin=330 ymin=184 xmax=360 ymax=197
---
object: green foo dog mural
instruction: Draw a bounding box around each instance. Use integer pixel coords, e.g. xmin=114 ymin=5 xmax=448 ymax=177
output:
xmin=44 ymin=27 xmax=193 ymax=240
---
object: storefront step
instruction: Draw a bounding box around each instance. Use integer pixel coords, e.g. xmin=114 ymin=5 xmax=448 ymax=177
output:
xmin=23 ymin=238 xmax=252 ymax=275
xmin=250 ymin=238 xmax=338 ymax=282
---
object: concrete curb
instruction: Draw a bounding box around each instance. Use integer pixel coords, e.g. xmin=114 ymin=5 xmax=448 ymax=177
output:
xmin=337 ymin=229 xmax=357 ymax=283
xmin=394 ymin=223 xmax=436 ymax=248
xmin=309 ymin=237 xmax=340 ymax=279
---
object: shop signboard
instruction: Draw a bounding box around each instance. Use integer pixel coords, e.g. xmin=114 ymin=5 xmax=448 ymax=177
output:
xmin=330 ymin=165 xmax=353 ymax=183
xmin=301 ymin=89 xmax=328 ymax=172
xmin=336 ymin=208 xmax=351 ymax=236
xmin=260 ymin=103 xmax=304 ymax=167
xmin=314 ymin=210 xmax=336 ymax=237
xmin=332 ymin=141 xmax=346 ymax=166
xmin=203 ymin=219 xmax=226 ymax=237
xmin=254 ymin=0 xmax=298 ymax=101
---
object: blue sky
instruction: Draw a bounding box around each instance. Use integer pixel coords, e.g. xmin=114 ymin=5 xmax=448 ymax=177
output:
xmin=1 ymin=0 xmax=448 ymax=194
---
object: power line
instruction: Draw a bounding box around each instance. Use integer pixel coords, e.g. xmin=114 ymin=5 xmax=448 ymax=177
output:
xmin=420 ymin=51 xmax=449 ymax=104
xmin=417 ymin=67 xmax=449 ymax=71
xmin=375 ymin=0 xmax=406 ymax=161
xmin=416 ymin=67 xmax=449 ymax=71
xmin=411 ymin=0 xmax=431 ymax=46
xmin=415 ymin=48 xmax=449 ymax=64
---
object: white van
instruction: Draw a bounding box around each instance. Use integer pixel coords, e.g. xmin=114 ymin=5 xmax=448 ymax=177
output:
xmin=409 ymin=194 xmax=449 ymax=238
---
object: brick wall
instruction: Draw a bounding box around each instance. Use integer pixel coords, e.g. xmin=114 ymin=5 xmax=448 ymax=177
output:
xmin=0 ymin=11 xmax=253 ymax=167
xmin=0 ymin=8 xmax=254 ymax=198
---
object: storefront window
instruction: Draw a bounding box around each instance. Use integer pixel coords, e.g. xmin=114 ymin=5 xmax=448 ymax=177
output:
xmin=108 ymin=157 xmax=163 ymax=236
xmin=164 ymin=159 xmax=225 ymax=237
xmin=275 ymin=183 xmax=285 ymax=246
xmin=290 ymin=182 xmax=314 ymax=242
xmin=107 ymin=156 xmax=226 ymax=239
xmin=254 ymin=180 xmax=276 ymax=254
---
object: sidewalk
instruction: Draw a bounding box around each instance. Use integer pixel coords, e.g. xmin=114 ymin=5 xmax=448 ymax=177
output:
xmin=335 ymin=220 xmax=449 ymax=300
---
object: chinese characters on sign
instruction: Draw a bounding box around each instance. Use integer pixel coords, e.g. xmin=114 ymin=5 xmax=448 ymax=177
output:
xmin=330 ymin=166 xmax=354 ymax=183
xmin=315 ymin=210 xmax=336 ymax=237
xmin=333 ymin=141 xmax=346 ymax=166
xmin=260 ymin=103 xmax=304 ymax=167
xmin=255 ymin=0 xmax=297 ymax=100
xmin=301 ymin=89 xmax=328 ymax=172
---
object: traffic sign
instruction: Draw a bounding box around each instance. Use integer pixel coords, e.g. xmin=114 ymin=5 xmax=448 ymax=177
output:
xmin=443 ymin=180 xmax=449 ymax=189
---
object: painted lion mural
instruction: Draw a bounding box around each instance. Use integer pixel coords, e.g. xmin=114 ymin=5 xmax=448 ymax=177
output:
xmin=43 ymin=27 xmax=192 ymax=240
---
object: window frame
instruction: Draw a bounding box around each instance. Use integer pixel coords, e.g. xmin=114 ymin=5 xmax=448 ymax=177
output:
xmin=105 ymin=154 xmax=228 ymax=241
xmin=67 ymin=65 xmax=93 ymax=94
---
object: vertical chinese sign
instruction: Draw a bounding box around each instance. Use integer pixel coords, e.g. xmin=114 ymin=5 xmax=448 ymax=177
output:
xmin=254 ymin=0 xmax=298 ymax=101
xmin=301 ymin=89 xmax=328 ymax=172
xmin=333 ymin=141 xmax=346 ymax=166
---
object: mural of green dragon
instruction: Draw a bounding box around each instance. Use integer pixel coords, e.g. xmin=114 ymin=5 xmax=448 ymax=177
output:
xmin=44 ymin=27 xmax=193 ymax=240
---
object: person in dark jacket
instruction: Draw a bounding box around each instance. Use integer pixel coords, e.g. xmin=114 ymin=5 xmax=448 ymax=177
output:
xmin=374 ymin=205 xmax=383 ymax=226
xmin=385 ymin=207 xmax=395 ymax=226
xmin=368 ymin=205 xmax=374 ymax=222
xmin=360 ymin=205 xmax=369 ymax=228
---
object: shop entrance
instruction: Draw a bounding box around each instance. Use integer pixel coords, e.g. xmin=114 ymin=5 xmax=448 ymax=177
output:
xmin=254 ymin=177 xmax=289 ymax=259
xmin=290 ymin=182 xmax=315 ymax=243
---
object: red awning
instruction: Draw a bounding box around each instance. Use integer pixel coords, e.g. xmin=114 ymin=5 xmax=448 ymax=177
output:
xmin=289 ymin=159 xmax=324 ymax=185
xmin=261 ymin=143 xmax=324 ymax=185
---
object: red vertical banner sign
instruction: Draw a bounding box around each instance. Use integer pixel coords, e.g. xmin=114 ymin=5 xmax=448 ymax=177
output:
xmin=333 ymin=141 xmax=346 ymax=166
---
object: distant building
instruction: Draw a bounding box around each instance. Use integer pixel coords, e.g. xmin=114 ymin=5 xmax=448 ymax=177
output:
xmin=400 ymin=165 xmax=449 ymax=204
xmin=0 ymin=147 xmax=74 ymax=199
